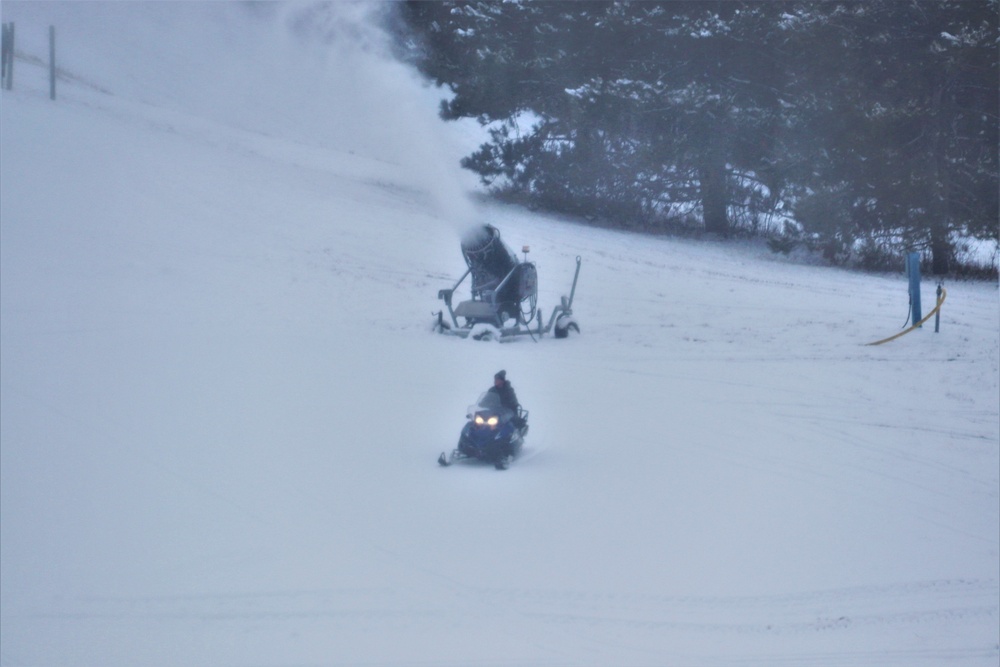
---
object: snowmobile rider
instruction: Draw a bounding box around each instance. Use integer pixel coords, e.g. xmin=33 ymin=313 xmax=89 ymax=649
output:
xmin=489 ymin=370 xmax=525 ymax=427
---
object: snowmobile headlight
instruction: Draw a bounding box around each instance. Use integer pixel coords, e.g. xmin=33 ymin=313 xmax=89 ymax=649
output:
xmin=486 ymin=416 xmax=499 ymax=427
xmin=475 ymin=415 xmax=485 ymax=425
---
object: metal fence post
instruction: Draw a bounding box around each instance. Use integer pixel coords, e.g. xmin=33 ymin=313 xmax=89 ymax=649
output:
xmin=1 ymin=22 xmax=13 ymax=91
xmin=934 ymin=283 xmax=942 ymax=333
xmin=1 ymin=24 xmax=7 ymax=89
xmin=49 ymin=25 xmax=56 ymax=100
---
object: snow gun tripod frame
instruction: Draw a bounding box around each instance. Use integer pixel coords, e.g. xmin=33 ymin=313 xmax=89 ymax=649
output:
xmin=434 ymin=226 xmax=582 ymax=341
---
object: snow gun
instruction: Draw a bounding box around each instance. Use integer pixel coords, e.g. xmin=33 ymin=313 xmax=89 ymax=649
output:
xmin=433 ymin=224 xmax=581 ymax=341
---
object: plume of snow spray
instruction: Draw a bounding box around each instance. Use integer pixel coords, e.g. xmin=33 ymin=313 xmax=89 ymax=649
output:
xmin=2 ymin=1 xmax=479 ymax=231
xmin=270 ymin=2 xmax=478 ymax=227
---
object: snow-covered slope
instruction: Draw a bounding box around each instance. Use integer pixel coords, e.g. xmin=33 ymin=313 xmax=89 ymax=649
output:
xmin=2 ymin=4 xmax=997 ymax=666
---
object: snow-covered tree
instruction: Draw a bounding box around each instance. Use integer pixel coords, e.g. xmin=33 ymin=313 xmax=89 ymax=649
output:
xmin=399 ymin=1 xmax=998 ymax=270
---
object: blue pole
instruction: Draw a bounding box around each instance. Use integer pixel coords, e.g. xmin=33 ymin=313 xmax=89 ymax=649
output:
xmin=907 ymin=252 xmax=922 ymax=326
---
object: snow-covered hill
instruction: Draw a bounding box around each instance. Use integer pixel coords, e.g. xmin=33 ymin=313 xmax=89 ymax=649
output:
xmin=2 ymin=4 xmax=997 ymax=666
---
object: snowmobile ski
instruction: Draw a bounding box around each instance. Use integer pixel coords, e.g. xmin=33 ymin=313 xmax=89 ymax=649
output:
xmin=438 ymin=448 xmax=513 ymax=470
xmin=438 ymin=449 xmax=465 ymax=467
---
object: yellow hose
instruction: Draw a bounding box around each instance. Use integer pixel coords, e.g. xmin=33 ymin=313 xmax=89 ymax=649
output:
xmin=866 ymin=287 xmax=947 ymax=346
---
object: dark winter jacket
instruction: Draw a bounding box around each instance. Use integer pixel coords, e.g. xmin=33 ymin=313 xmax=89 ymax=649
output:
xmin=488 ymin=381 xmax=520 ymax=415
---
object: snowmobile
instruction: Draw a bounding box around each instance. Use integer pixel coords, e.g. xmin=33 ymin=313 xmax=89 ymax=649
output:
xmin=433 ymin=224 xmax=581 ymax=341
xmin=438 ymin=391 xmax=529 ymax=470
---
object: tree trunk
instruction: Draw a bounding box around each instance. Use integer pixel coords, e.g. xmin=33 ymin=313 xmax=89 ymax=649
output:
xmin=929 ymin=222 xmax=952 ymax=275
xmin=928 ymin=77 xmax=952 ymax=277
xmin=701 ymin=157 xmax=729 ymax=236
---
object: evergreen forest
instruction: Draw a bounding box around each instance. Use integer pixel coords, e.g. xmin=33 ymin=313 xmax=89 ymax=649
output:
xmin=396 ymin=1 xmax=998 ymax=275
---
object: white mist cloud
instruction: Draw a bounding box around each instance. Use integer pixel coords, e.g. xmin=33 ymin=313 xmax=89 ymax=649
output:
xmin=2 ymin=0 xmax=479 ymax=225
xmin=262 ymin=1 xmax=480 ymax=225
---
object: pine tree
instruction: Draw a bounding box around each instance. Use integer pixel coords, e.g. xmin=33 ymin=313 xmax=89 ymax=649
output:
xmin=399 ymin=1 xmax=998 ymax=270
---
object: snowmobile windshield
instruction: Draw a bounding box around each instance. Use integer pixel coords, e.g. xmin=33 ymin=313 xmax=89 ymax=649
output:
xmin=468 ymin=391 xmax=508 ymax=419
xmin=476 ymin=391 xmax=503 ymax=411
